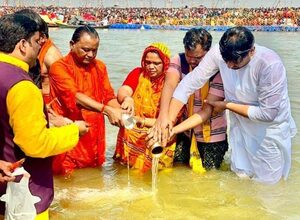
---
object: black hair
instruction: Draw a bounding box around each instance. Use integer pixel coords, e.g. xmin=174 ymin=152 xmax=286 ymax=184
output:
xmin=14 ymin=9 xmax=49 ymax=38
xmin=0 ymin=14 xmax=39 ymax=53
xmin=183 ymin=28 xmax=212 ymax=51
xmin=71 ymin=25 xmax=99 ymax=43
xmin=219 ymin=26 xmax=254 ymax=63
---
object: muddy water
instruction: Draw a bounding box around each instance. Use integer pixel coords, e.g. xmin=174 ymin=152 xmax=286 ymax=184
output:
xmin=49 ymin=29 xmax=300 ymax=219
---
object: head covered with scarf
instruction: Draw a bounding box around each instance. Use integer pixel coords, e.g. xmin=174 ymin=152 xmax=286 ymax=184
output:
xmin=141 ymin=42 xmax=171 ymax=76
xmin=114 ymin=43 xmax=174 ymax=172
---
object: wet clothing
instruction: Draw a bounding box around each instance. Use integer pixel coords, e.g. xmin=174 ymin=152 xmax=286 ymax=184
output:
xmin=0 ymin=53 xmax=79 ymax=214
xmin=175 ymin=133 xmax=228 ymax=169
xmin=114 ymin=68 xmax=175 ymax=172
xmin=49 ymin=52 xmax=116 ymax=175
xmin=174 ymin=44 xmax=297 ymax=184
xmin=114 ymin=44 xmax=173 ymax=172
xmin=169 ymin=53 xmax=228 ymax=169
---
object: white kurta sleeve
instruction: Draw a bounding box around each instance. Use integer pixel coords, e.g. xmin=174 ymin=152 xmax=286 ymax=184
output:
xmin=173 ymin=45 xmax=220 ymax=104
xmin=248 ymin=61 xmax=287 ymax=122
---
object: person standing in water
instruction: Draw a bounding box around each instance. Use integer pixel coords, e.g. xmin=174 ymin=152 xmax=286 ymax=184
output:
xmin=150 ymin=28 xmax=228 ymax=171
xmin=114 ymin=42 xmax=176 ymax=172
xmin=49 ymin=26 xmax=122 ymax=177
xmin=168 ymin=26 xmax=297 ymax=184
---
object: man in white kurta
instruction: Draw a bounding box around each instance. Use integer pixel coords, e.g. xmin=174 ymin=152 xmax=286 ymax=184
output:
xmin=170 ymin=26 xmax=297 ymax=184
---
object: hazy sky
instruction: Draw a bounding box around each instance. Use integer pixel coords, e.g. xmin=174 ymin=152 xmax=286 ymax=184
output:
xmin=2 ymin=0 xmax=300 ymax=8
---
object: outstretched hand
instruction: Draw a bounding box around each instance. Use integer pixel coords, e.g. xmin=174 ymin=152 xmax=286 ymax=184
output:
xmin=105 ymin=106 xmax=123 ymax=127
xmin=146 ymin=117 xmax=173 ymax=148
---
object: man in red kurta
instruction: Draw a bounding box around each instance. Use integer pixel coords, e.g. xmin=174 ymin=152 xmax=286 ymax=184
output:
xmin=49 ymin=26 xmax=122 ymax=176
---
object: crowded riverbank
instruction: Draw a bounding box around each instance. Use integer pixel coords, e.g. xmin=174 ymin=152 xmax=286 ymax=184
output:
xmin=0 ymin=6 xmax=299 ymax=219
xmin=0 ymin=5 xmax=299 ymax=31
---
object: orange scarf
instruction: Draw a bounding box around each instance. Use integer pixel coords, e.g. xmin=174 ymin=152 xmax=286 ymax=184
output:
xmin=38 ymin=39 xmax=53 ymax=67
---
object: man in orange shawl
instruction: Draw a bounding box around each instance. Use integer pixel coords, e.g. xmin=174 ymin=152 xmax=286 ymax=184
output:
xmin=15 ymin=9 xmax=62 ymax=103
xmin=38 ymin=33 xmax=62 ymax=104
xmin=49 ymin=26 xmax=122 ymax=177
xmin=114 ymin=42 xmax=176 ymax=172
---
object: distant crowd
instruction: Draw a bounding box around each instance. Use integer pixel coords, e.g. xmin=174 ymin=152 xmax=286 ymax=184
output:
xmin=0 ymin=5 xmax=299 ymax=26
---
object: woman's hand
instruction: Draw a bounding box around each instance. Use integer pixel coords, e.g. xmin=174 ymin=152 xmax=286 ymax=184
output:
xmin=121 ymin=96 xmax=134 ymax=115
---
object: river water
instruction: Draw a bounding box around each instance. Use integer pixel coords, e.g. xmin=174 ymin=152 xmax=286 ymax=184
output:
xmin=48 ymin=28 xmax=300 ymax=219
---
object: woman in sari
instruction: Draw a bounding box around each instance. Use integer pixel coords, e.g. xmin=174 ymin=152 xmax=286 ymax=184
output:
xmin=114 ymin=42 xmax=175 ymax=172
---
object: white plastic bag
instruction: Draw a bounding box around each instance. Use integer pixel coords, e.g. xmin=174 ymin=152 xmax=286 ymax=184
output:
xmin=0 ymin=167 xmax=41 ymax=220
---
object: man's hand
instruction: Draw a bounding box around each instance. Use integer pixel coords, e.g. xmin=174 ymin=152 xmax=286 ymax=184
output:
xmin=74 ymin=120 xmax=90 ymax=136
xmin=105 ymin=106 xmax=122 ymax=127
xmin=204 ymin=99 xmax=228 ymax=113
xmin=0 ymin=160 xmax=15 ymax=183
xmin=168 ymin=127 xmax=177 ymax=142
xmin=48 ymin=110 xmax=73 ymax=127
xmin=155 ymin=116 xmax=173 ymax=146
xmin=146 ymin=117 xmax=173 ymax=148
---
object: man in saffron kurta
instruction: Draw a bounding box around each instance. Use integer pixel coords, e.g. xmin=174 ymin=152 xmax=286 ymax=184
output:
xmin=49 ymin=26 xmax=121 ymax=176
